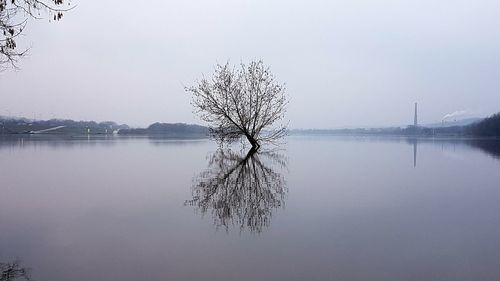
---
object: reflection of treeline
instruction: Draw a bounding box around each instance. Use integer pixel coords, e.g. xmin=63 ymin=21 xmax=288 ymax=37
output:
xmin=118 ymin=123 xmax=208 ymax=137
xmin=466 ymin=139 xmax=500 ymax=159
xmin=406 ymin=138 xmax=500 ymax=160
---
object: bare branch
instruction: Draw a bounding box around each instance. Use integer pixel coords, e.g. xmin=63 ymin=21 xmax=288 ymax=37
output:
xmin=0 ymin=0 xmax=73 ymax=69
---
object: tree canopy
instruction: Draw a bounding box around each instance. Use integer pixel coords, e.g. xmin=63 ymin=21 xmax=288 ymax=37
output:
xmin=0 ymin=0 xmax=70 ymax=69
xmin=186 ymin=60 xmax=288 ymax=149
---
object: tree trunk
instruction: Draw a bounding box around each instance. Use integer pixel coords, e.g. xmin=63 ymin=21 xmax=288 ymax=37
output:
xmin=246 ymin=134 xmax=260 ymax=150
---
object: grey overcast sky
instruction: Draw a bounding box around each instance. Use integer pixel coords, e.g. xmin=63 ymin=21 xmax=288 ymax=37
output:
xmin=1 ymin=0 xmax=500 ymax=128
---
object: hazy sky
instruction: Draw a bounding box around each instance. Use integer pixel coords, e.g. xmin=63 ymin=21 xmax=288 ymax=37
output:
xmin=1 ymin=0 xmax=500 ymax=128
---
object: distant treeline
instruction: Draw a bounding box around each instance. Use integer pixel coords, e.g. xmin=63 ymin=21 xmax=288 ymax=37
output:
xmin=291 ymin=112 xmax=500 ymax=138
xmin=118 ymin=123 xmax=208 ymax=137
xmin=0 ymin=117 xmax=129 ymax=135
xmin=0 ymin=116 xmax=208 ymax=137
xmin=466 ymin=113 xmax=500 ymax=137
xmin=291 ymin=125 xmax=467 ymax=137
xmin=1 ymin=112 xmax=499 ymax=137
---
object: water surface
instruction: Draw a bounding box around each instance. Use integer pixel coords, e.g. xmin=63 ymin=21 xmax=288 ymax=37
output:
xmin=1 ymin=136 xmax=499 ymax=281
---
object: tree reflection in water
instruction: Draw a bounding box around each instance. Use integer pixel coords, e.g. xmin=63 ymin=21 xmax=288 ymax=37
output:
xmin=186 ymin=148 xmax=287 ymax=233
xmin=0 ymin=261 xmax=30 ymax=281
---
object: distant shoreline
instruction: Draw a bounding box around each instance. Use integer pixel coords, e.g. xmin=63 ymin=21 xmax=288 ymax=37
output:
xmin=1 ymin=112 xmax=499 ymax=138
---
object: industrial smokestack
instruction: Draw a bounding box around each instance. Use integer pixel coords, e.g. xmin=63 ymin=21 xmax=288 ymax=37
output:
xmin=414 ymin=103 xmax=418 ymax=127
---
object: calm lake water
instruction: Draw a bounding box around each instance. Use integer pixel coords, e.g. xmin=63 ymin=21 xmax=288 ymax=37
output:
xmin=1 ymin=135 xmax=500 ymax=281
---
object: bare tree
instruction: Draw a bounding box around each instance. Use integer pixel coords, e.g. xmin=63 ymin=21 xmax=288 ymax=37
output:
xmin=186 ymin=60 xmax=288 ymax=150
xmin=0 ymin=0 xmax=71 ymax=69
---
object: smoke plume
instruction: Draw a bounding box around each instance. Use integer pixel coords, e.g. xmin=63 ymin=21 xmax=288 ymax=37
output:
xmin=442 ymin=110 xmax=468 ymax=121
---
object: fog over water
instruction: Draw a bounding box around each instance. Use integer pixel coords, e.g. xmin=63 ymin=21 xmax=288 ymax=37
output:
xmin=1 ymin=136 xmax=499 ymax=281
xmin=1 ymin=0 xmax=500 ymax=127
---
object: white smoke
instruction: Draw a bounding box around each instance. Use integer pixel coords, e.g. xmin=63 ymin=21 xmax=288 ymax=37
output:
xmin=442 ymin=110 xmax=468 ymax=121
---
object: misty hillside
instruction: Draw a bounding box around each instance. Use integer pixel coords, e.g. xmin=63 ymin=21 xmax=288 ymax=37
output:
xmin=424 ymin=117 xmax=483 ymax=128
xmin=467 ymin=113 xmax=500 ymax=137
